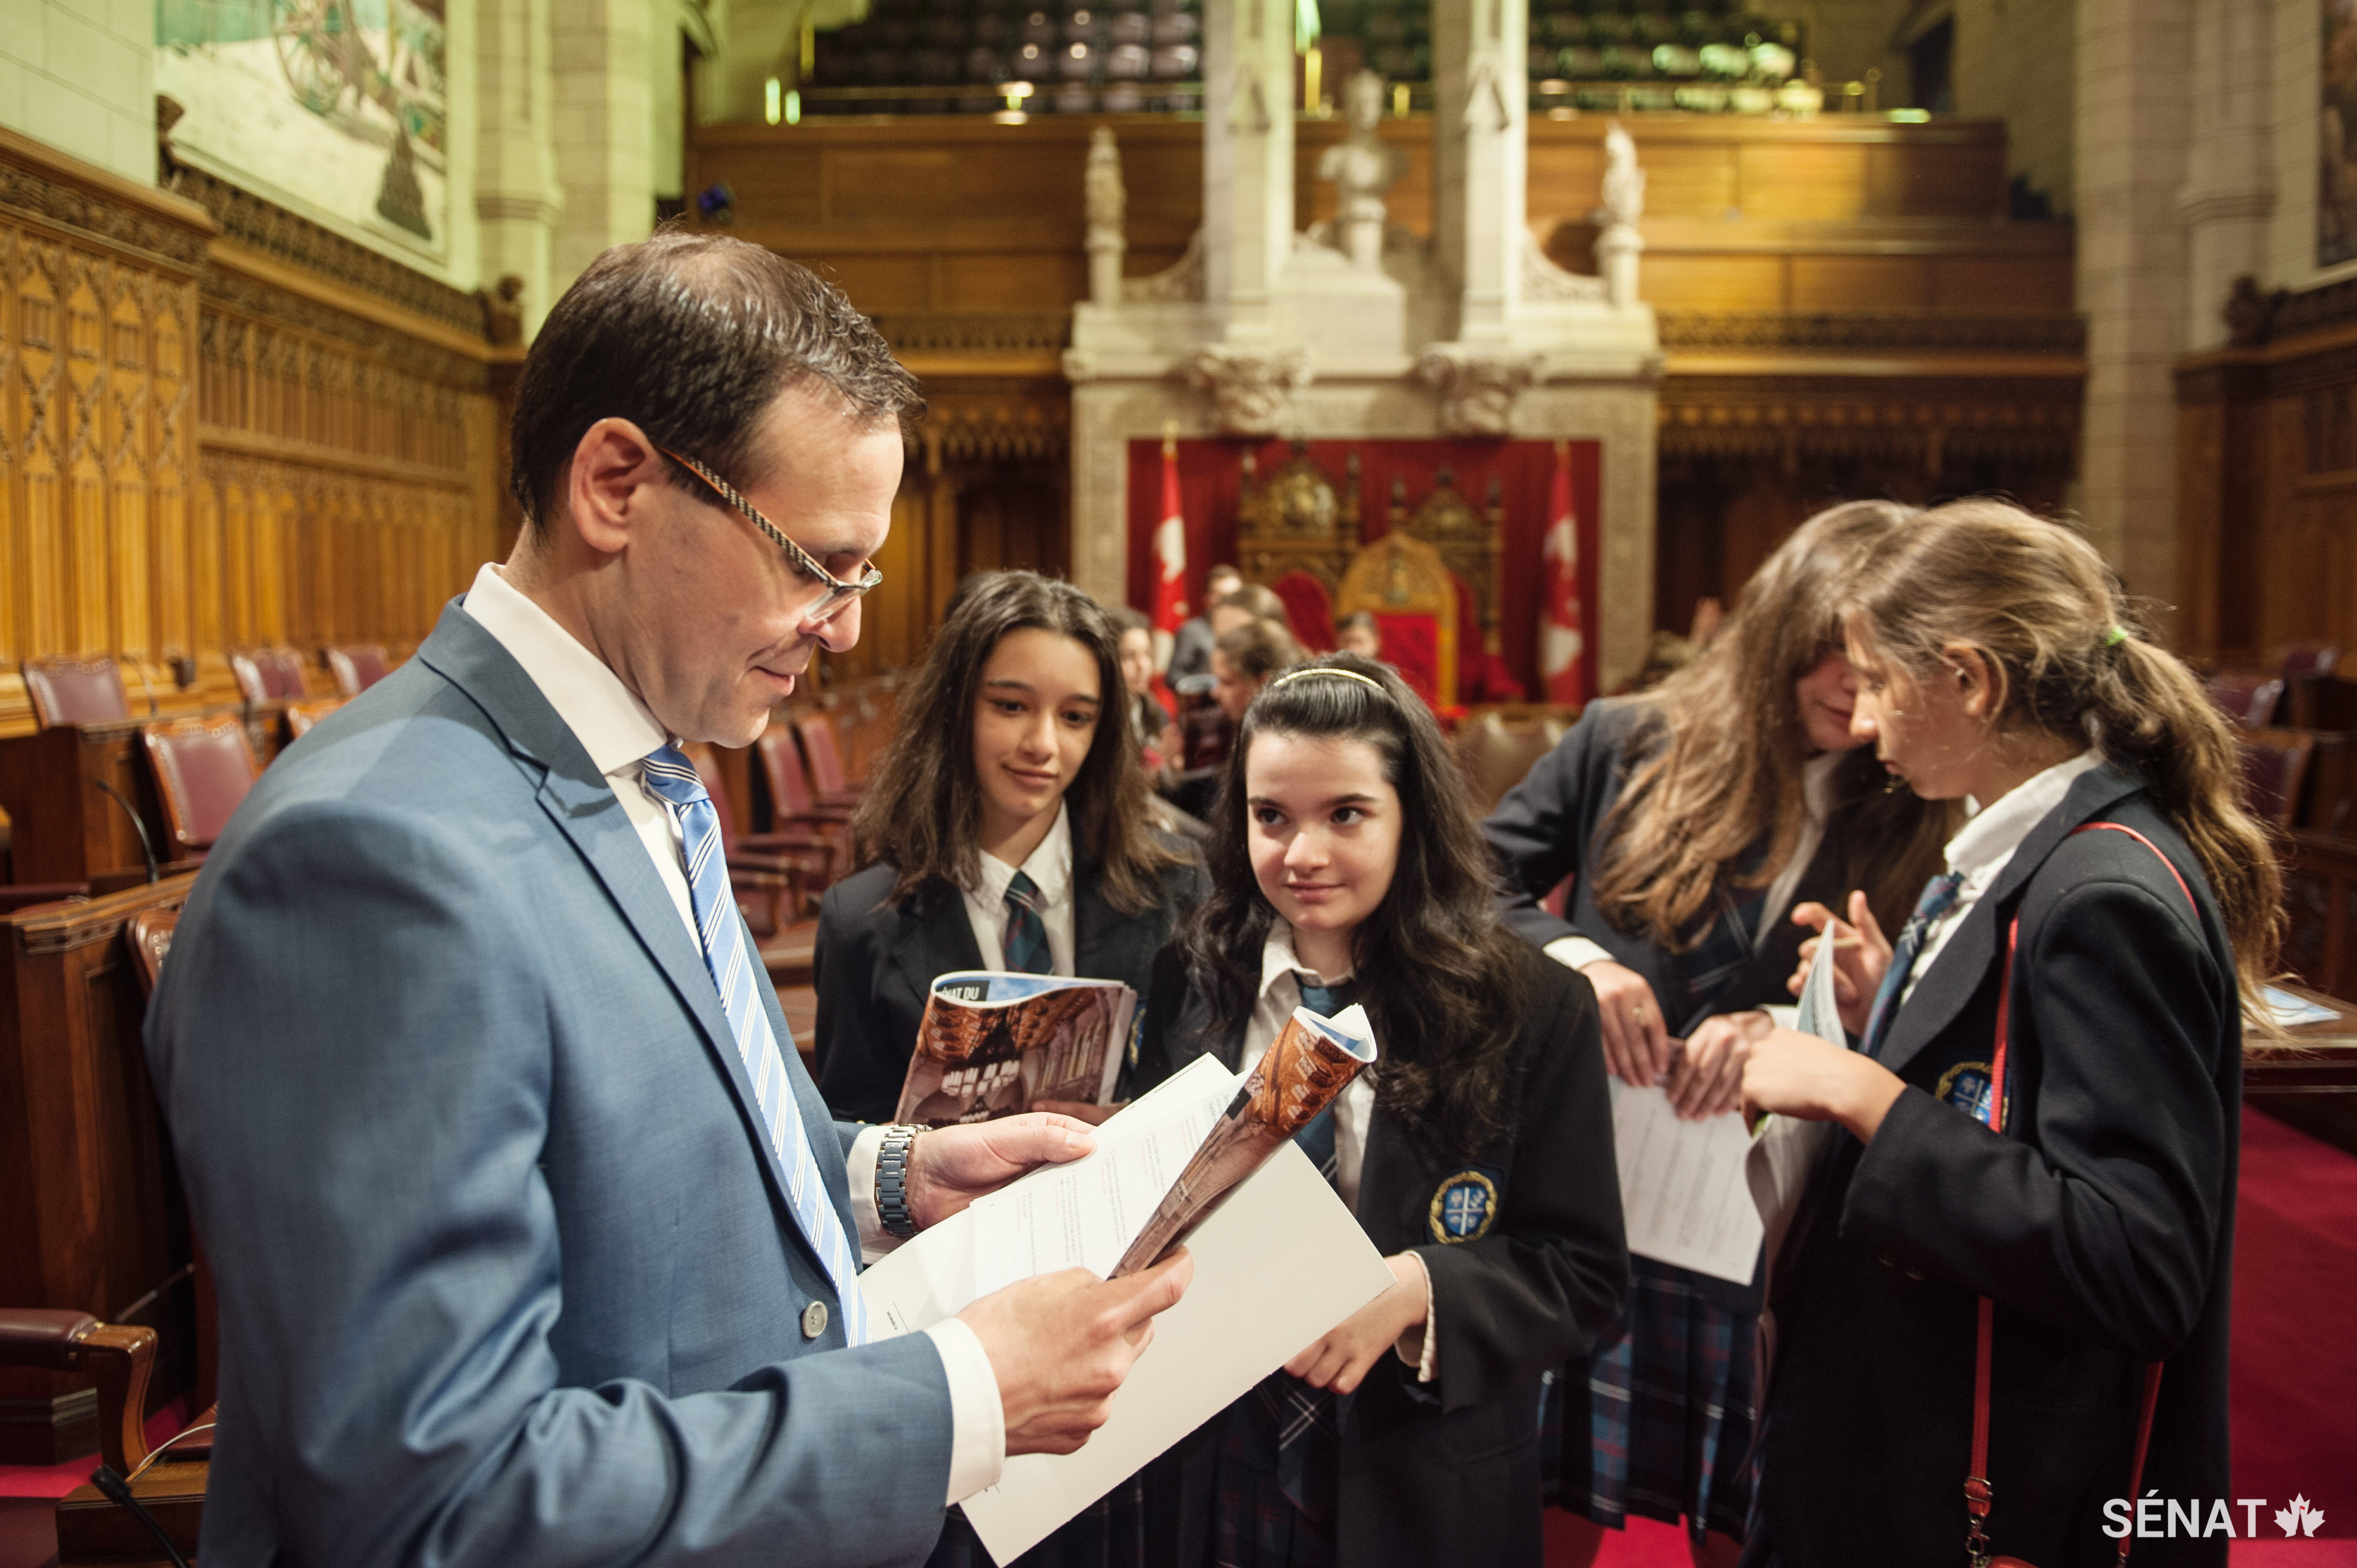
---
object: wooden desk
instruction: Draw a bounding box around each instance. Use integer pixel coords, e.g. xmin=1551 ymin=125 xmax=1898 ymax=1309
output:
xmin=0 ymin=709 xmax=284 ymax=887
xmin=0 ymin=878 xmax=202 ymax=1463
xmin=2245 ymin=981 xmax=2357 ymax=1098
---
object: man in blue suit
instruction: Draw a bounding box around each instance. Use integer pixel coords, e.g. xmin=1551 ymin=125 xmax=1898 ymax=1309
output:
xmin=145 ymin=233 xmax=1190 ymax=1567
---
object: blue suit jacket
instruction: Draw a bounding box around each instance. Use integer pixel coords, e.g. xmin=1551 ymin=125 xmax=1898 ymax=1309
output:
xmin=145 ymin=601 xmax=956 ymax=1567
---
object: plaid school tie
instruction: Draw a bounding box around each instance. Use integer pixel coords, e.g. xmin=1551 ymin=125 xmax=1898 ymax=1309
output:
xmin=1267 ymin=976 xmax=1350 ymax=1527
xmin=640 ymin=745 xmax=866 ymax=1345
xmin=1002 ymin=868 xmax=1053 ymax=974
xmin=1859 ymin=869 xmax=1966 ymax=1060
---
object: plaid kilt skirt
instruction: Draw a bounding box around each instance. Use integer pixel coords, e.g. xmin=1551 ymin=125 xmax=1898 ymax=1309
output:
xmin=1544 ymin=1256 xmax=1760 ymax=1544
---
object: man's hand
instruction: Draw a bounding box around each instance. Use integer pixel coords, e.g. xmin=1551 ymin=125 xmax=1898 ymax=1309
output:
xmin=1028 ymin=1099 xmax=1123 ymax=1126
xmin=1740 ymin=1024 xmax=1906 ymax=1143
xmin=1582 ymin=959 xmax=1673 ymax=1086
xmin=1664 ymin=1011 xmax=1768 ymax=1120
xmin=1282 ymin=1252 xmax=1428 ymax=1396
xmin=1788 ymin=892 xmax=1892 ymax=1038
xmin=907 ymin=1113 xmax=1097 ymax=1229
xmin=958 ymin=1251 xmax=1195 ymax=1456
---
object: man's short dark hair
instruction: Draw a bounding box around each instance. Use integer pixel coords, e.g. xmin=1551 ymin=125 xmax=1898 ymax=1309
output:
xmin=508 ymin=231 xmax=923 ymax=530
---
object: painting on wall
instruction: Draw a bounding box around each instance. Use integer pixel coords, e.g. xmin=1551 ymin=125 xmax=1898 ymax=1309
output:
xmin=2327 ymin=0 xmax=2357 ymax=267
xmin=156 ymin=0 xmax=449 ymax=262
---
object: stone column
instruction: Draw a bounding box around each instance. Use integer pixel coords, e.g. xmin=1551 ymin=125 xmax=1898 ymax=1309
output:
xmin=1200 ymin=0 xmax=1295 ymax=342
xmin=474 ymin=0 xmax=563 ymax=337
xmin=2180 ymin=0 xmax=2276 ymax=354
xmin=550 ymin=0 xmax=656 ymax=294
xmin=1430 ymin=0 xmax=1527 ymax=344
xmin=2075 ymin=0 xmax=2193 ymax=611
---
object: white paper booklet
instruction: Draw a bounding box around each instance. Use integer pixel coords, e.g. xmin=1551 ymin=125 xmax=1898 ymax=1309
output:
xmin=1744 ymin=930 xmax=1842 ymax=1333
xmin=859 ymin=1051 xmax=1397 ymax=1565
xmin=1608 ymin=1076 xmax=1763 ymax=1286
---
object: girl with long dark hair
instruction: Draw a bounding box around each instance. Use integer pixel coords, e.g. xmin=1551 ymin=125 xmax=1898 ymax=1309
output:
xmin=1482 ymin=501 xmax=1957 ymax=1563
xmin=1130 ymin=653 xmax=1629 ymax=1568
xmin=813 ymin=570 xmax=1202 ymax=1126
xmin=1737 ymin=501 xmax=2276 ymax=1567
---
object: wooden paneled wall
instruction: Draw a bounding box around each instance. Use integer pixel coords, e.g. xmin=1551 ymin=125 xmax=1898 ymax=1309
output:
xmin=2177 ymin=278 xmax=2357 ymax=668
xmin=692 ymin=114 xmax=2073 ymax=323
xmin=0 ymin=130 xmax=512 ymax=737
xmin=693 ymin=111 xmax=2082 ymax=632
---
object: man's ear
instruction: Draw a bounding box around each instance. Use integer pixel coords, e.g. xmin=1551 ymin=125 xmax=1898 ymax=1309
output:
xmin=561 ymin=418 xmax=667 ymax=558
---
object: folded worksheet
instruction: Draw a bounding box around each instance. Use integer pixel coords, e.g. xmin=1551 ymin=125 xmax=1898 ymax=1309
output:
xmin=1745 ymin=931 xmax=1842 ymax=1328
xmin=1609 ymin=1074 xmax=1763 ymax=1286
xmin=895 ymin=972 xmax=1137 ymax=1127
xmin=860 ymin=1051 xmax=1396 ymax=1565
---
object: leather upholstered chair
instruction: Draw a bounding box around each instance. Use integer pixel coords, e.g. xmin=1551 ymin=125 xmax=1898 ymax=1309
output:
xmin=228 ymin=651 xmax=269 ymax=705
xmin=326 ymin=644 xmax=391 ymax=697
xmin=125 ymin=908 xmax=179 ymax=997
xmin=2206 ymin=669 xmax=2283 ymax=729
xmin=683 ymin=742 xmax=808 ymax=936
xmin=285 ymin=696 xmax=344 ymax=740
xmin=24 ymin=656 xmax=131 ymax=728
xmin=143 ymin=716 xmax=261 ymax=857
xmin=2238 ymin=728 xmax=2317 ymax=829
xmin=792 ymin=713 xmax=863 ymax=808
xmin=0 ymin=1309 xmax=214 ymax=1565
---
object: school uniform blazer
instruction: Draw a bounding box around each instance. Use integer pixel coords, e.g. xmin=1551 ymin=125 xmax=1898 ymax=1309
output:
xmin=811 ymin=852 xmax=1207 ymax=1124
xmin=142 ymin=601 xmax=957 ymax=1568
xmin=1131 ymin=943 xmax=1630 ymax=1568
xmin=1756 ymin=764 xmax=2240 ymax=1568
xmin=1482 ymin=697 xmax=1852 ymax=1313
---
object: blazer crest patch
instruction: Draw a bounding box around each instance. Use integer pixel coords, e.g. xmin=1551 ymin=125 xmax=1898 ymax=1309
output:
xmin=1427 ymin=1169 xmax=1501 ymax=1244
xmin=1935 ymin=1059 xmax=1999 ymax=1124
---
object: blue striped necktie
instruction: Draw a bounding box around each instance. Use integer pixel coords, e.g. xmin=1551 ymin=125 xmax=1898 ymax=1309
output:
xmin=640 ymin=745 xmax=865 ymax=1344
xmin=1859 ymin=869 xmax=1966 ymax=1060
xmin=1002 ymin=868 xmax=1053 ymax=974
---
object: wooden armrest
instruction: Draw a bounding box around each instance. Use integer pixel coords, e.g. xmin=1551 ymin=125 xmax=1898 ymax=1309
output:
xmin=0 ymin=883 xmax=91 ymax=913
xmin=0 ymin=1314 xmax=154 ymax=1473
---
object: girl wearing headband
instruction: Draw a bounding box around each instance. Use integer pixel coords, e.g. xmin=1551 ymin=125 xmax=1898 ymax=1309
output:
xmin=1128 ymin=652 xmax=1629 ymax=1568
xmin=1735 ymin=500 xmax=2273 ymax=1565
xmin=1483 ymin=501 xmax=1955 ymax=1564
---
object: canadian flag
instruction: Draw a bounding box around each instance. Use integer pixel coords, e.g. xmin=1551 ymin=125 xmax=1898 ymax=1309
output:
xmin=1151 ymin=435 xmax=1189 ymax=667
xmin=1539 ymin=440 xmax=1588 ymax=703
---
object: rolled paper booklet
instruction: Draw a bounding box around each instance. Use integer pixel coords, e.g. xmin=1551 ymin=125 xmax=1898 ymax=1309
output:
xmin=1110 ymin=1002 xmax=1377 ymax=1278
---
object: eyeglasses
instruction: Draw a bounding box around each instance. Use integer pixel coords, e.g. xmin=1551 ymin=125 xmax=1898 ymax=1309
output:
xmin=656 ymin=445 xmax=883 ymax=627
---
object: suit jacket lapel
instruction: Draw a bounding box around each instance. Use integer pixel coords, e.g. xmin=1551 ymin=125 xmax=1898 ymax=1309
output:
xmin=1874 ymin=762 xmax=2146 ymax=1081
xmin=1074 ymin=855 xmax=1154 ymax=986
xmin=888 ymin=885 xmax=987 ymax=1019
xmin=415 ymin=600 xmax=842 ymax=1271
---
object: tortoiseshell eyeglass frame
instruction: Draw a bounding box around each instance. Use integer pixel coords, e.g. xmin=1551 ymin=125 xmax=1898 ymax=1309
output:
xmin=657 ymin=444 xmax=883 ymax=626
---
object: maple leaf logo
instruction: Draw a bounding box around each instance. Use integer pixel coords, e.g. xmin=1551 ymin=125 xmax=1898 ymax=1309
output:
xmin=2275 ymin=1496 xmax=2325 ymax=1538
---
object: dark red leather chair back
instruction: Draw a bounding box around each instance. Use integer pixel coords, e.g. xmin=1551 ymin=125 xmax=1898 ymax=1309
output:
xmin=266 ymin=648 xmax=310 ymax=699
xmin=685 ymin=742 xmax=741 ymax=855
xmin=327 ymin=645 xmax=390 ymax=697
xmin=795 ymin=715 xmax=850 ymax=797
xmin=24 ymin=656 xmax=129 ymax=728
xmin=759 ymin=729 xmax=817 ymax=815
xmin=143 ymin=717 xmax=260 ymax=852
xmin=228 ymin=652 xmax=268 ymax=705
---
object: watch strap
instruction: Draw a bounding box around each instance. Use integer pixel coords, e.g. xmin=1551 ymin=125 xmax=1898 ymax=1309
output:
xmin=875 ymin=1123 xmax=925 ymax=1238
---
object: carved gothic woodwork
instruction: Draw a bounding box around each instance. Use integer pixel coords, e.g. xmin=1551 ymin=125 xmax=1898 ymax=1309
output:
xmin=1 ymin=128 xmax=507 ymax=738
xmin=1416 ymin=348 xmax=1541 ymax=437
xmin=1236 ymin=443 xmax=1361 ymax=594
xmin=1390 ymin=469 xmax=1505 ymax=658
xmin=1334 ymin=528 xmax=1459 ymax=707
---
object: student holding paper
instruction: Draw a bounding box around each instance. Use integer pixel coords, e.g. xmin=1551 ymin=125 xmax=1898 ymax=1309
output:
xmin=1480 ymin=502 xmax=1954 ymax=1563
xmin=1736 ymin=501 xmax=2272 ymax=1567
xmin=814 ymin=571 xmax=1204 ymax=1126
xmin=1129 ymin=654 xmax=1629 ymax=1568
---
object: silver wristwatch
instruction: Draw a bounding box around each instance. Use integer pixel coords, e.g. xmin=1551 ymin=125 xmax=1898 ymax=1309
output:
xmin=875 ymin=1124 xmax=925 ymax=1238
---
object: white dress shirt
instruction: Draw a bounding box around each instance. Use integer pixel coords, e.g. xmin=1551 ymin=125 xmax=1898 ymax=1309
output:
xmin=960 ymin=804 xmax=1076 ymax=975
xmin=1243 ymin=923 xmax=1436 ymax=1381
xmin=464 ymin=563 xmax=1005 ymax=1503
xmin=1898 ymin=748 xmax=2105 ymax=1010
xmin=1546 ymin=751 xmax=1843 ymax=982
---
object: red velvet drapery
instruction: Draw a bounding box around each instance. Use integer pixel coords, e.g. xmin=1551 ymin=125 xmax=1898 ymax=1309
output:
xmin=1123 ymin=438 xmax=1603 ymax=701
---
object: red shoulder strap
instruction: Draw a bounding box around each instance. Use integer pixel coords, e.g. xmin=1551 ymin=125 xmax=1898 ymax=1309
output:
xmin=1969 ymin=820 xmax=2191 ymax=1566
